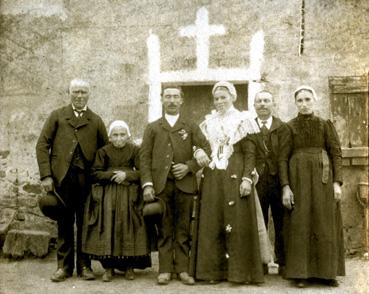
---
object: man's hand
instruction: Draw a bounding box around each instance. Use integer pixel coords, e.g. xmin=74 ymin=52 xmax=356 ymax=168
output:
xmin=194 ymin=149 xmax=211 ymax=167
xmin=333 ymin=182 xmax=342 ymax=202
xmin=111 ymin=171 xmax=126 ymax=184
xmin=143 ymin=186 xmax=156 ymax=202
xmin=240 ymin=180 xmax=252 ymax=198
xmin=282 ymin=185 xmax=294 ymax=210
xmin=41 ymin=176 xmax=54 ymax=192
xmin=172 ymin=163 xmax=190 ymax=180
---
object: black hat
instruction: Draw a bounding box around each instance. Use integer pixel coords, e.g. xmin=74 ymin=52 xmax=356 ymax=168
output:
xmin=143 ymin=198 xmax=164 ymax=218
xmin=38 ymin=190 xmax=66 ymax=221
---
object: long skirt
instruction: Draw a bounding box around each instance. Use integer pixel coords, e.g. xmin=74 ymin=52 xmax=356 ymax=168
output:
xmin=284 ymin=150 xmax=345 ymax=279
xmin=195 ymin=166 xmax=265 ymax=283
xmin=82 ymin=183 xmax=151 ymax=269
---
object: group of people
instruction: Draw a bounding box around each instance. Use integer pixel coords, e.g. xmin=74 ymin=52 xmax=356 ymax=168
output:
xmin=36 ymin=78 xmax=345 ymax=288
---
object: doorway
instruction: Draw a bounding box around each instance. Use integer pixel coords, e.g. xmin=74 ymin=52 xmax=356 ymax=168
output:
xmin=178 ymin=83 xmax=248 ymax=125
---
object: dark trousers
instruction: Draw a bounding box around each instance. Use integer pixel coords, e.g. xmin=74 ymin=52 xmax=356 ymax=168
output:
xmin=56 ymin=167 xmax=91 ymax=274
xmin=156 ymin=179 xmax=194 ymax=274
xmin=256 ymin=173 xmax=285 ymax=265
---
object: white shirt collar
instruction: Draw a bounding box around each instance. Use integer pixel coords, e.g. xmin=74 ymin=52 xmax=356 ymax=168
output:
xmin=257 ymin=116 xmax=273 ymax=129
xmin=164 ymin=113 xmax=179 ymax=127
xmin=72 ymin=104 xmax=87 ymax=117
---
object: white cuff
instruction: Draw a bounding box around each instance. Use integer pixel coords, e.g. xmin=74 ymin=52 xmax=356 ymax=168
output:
xmin=142 ymin=182 xmax=153 ymax=189
xmin=193 ymin=148 xmax=204 ymax=158
xmin=241 ymin=177 xmax=253 ymax=184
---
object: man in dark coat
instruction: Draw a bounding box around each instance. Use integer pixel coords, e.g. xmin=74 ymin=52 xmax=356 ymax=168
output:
xmin=140 ymin=86 xmax=210 ymax=285
xmin=36 ymin=78 xmax=108 ymax=282
xmin=244 ymin=90 xmax=290 ymax=271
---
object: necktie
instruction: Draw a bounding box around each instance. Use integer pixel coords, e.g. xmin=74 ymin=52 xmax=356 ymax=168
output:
xmin=260 ymin=120 xmax=268 ymax=135
xmin=261 ymin=120 xmax=270 ymax=153
xmin=75 ymin=110 xmax=84 ymax=118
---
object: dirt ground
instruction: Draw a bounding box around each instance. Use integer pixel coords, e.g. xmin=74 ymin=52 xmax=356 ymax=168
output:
xmin=0 ymin=251 xmax=368 ymax=294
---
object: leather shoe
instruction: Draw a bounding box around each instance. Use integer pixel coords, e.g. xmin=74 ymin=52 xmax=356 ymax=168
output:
xmin=50 ymin=268 xmax=71 ymax=282
xmin=79 ymin=266 xmax=95 ymax=280
xmin=102 ymin=268 xmax=113 ymax=282
xmin=125 ymin=268 xmax=135 ymax=280
xmin=295 ymin=279 xmax=307 ymax=288
xmin=326 ymin=279 xmax=339 ymax=287
xmin=157 ymin=273 xmax=171 ymax=285
xmin=179 ymin=272 xmax=195 ymax=285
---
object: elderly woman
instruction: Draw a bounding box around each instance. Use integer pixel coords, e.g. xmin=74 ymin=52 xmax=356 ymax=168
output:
xmin=195 ymin=81 xmax=265 ymax=284
xmin=280 ymin=86 xmax=345 ymax=288
xmin=82 ymin=120 xmax=151 ymax=282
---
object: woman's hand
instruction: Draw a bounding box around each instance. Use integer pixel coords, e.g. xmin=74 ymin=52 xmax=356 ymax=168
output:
xmin=282 ymin=185 xmax=294 ymax=210
xmin=111 ymin=171 xmax=126 ymax=184
xmin=240 ymin=179 xmax=252 ymax=198
xmin=333 ymin=182 xmax=342 ymax=202
xmin=194 ymin=148 xmax=211 ymax=167
xmin=251 ymin=169 xmax=259 ymax=185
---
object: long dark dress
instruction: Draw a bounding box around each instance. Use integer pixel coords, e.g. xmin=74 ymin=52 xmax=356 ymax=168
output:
xmin=82 ymin=142 xmax=151 ymax=269
xmin=281 ymin=113 xmax=345 ymax=280
xmin=195 ymin=108 xmax=264 ymax=283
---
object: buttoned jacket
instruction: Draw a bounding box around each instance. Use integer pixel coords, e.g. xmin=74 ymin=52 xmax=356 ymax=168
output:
xmin=36 ymin=104 xmax=108 ymax=186
xmin=140 ymin=115 xmax=210 ymax=195
xmin=244 ymin=116 xmax=289 ymax=179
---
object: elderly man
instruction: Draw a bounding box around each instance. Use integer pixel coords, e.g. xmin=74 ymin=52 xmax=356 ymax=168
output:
xmin=140 ymin=86 xmax=210 ymax=285
xmin=36 ymin=79 xmax=108 ymax=282
xmin=244 ymin=90 xmax=290 ymax=272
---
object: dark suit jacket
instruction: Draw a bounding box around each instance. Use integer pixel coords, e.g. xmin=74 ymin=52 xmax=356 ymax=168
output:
xmin=244 ymin=116 xmax=289 ymax=180
xmin=36 ymin=104 xmax=108 ymax=186
xmin=140 ymin=115 xmax=210 ymax=195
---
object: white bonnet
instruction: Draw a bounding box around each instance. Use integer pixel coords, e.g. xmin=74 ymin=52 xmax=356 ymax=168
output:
xmin=294 ymin=85 xmax=319 ymax=101
xmin=108 ymin=120 xmax=131 ymax=137
xmin=212 ymin=81 xmax=237 ymax=100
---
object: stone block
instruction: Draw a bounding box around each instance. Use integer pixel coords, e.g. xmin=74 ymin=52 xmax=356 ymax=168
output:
xmin=342 ymin=147 xmax=369 ymax=158
xmin=342 ymin=158 xmax=351 ymax=166
xmin=2 ymin=229 xmax=51 ymax=258
xmin=0 ymin=150 xmax=10 ymax=159
xmin=18 ymin=196 xmax=38 ymax=208
xmin=0 ymin=208 xmax=16 ymax=243
xmin=352 ymin=157 xmax=369 ymax=166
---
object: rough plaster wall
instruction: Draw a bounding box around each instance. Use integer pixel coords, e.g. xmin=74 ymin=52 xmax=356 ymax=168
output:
xmin=0 ymin=0 xmax=368 ymax=254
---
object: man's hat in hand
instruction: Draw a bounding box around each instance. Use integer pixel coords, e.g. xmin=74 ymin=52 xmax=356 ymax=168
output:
xmin=38 ymin=190 xmax=66 ymax=221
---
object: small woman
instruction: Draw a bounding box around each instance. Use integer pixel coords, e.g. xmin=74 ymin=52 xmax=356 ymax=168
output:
xmin=82 ymin=120 xmax=151 ymax=282
xmin=280 ymin=86 xmax=345 ymax=288
xmin=195 ymin=81 xmax=266 ymax=284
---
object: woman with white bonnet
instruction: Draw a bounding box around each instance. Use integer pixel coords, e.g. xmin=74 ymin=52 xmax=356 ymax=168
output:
xmin=195 ymin=81 xmax=267 ymax=284
xmin=279 ymin=85 xmax=345 ymax=288
xmin=82 ymin=120 xmax=151 ymax=282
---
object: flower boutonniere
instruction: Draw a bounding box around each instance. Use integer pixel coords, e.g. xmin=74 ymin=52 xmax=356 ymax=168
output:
xmin=178 ymin=129 xmax=188 ymax=140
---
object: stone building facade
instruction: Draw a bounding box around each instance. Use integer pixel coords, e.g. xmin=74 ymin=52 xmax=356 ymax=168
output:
xmin=0 ymin=0 xmax=368 ymax=257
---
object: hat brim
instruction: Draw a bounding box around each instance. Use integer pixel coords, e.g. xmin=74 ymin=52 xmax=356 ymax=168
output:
xmin=143 ymin=201 xmax=164 ymax=217
xmin=38 ymin=191 xmax=66 ymax=221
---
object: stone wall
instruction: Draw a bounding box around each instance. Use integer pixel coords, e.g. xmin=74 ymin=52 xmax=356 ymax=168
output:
xmin=0 ymin=0 xmax=368 ymax=256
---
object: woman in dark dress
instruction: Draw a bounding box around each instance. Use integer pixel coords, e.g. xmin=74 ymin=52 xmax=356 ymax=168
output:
xmin=280 ymin=86 xmax=345 ymax=288
xmin=195 ymin=81 xmax=268 ymax=284
xmin=82 ymin=120 xmax=151 ymax=282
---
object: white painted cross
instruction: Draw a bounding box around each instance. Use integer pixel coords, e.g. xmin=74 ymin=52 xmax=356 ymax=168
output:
xmin=146 ymin=7 xmax=264 ymax=122
xmin=179 ymin=7 xmax=225 ymax=74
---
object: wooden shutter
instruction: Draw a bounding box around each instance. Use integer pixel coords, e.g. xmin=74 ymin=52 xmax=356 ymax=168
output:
xmin=329 ymin=75 xmax=368 ymax=148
